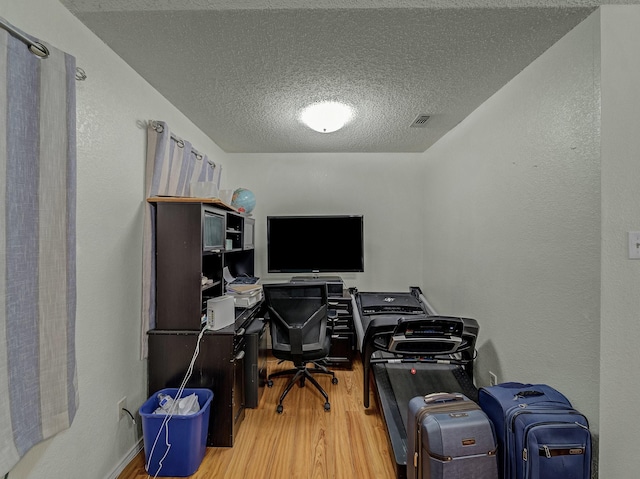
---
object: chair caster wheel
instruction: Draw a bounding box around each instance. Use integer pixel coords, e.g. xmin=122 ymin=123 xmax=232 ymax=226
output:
xmin=276 ymin=405 xmax=283 ymax=414
xmin=331 ymin=377 xmax=338 ymax=385
xmin=267 ymin=380 xmax=273 ymax=388
xmin=324 ymin=402 xmax=331 ymax=412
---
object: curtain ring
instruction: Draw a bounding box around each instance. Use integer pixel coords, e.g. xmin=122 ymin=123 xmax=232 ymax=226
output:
xmin=75 ymin=67 xmax=87 ymax=81
xmin=176 ymin=139 xmax=184 ymax=148
xmin=28 ymin=42 xmax=49 ymax=58
xmin=195 ymin=153 xmax=203 ymax=160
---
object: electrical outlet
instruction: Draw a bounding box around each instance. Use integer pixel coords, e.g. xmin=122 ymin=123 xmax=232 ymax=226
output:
xmin=117 ymin=396 xmax=127 ymax=421
xmin=629 ymin=232 xmax=640 ymax=259
xmin=489 ymin=371 xmax=498 ymax=387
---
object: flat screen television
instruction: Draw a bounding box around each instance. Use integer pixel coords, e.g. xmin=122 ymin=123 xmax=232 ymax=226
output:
xmin=267 ymin=215 xmax=364 ymax=273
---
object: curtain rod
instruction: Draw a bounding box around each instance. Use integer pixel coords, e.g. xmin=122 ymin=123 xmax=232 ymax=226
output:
xmin=150 ymin=120 xmax=214 ymax=166
xmin=0 ymin=17 xmax=87 ymax=81
xmin=0 ymin=17 xmax=49 ymax=58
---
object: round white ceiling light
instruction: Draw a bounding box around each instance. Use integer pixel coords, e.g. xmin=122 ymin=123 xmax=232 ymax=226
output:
xmin=300 ymin=101 xmax=353 ymax=133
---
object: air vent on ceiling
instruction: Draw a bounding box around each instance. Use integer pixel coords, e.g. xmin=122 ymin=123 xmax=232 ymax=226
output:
xmin=410 ymin=114 xmax=431 ymax=128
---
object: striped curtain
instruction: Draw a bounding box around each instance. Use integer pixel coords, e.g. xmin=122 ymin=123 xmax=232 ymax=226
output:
xmin=140 ymin=121 xmax=221 ymax=356
xmin=0 ymin=20 xmax=78 ymax=475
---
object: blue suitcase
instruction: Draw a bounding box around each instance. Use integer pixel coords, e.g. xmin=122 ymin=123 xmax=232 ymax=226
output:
xmin=478 ymin=383 xmax=591 ymax=479
xmin=407 ymin=392 xmax=498 ymax=479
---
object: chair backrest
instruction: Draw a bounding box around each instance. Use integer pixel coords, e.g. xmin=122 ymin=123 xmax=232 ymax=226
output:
xmin=262 ymin=282 xmax=329 ymax=364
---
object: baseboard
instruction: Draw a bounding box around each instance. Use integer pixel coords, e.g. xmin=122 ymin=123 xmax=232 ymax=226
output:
xmin=105 ymin=438 xmax=143 ymax=479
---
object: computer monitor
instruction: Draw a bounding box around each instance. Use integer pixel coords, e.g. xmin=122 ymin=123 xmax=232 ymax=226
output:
xmin=267 ymin=215 xmax=364 ymax=273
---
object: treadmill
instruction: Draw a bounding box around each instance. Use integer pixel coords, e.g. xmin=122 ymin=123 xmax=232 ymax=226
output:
xmin=351 ymin=287 xmax=479 ymax=479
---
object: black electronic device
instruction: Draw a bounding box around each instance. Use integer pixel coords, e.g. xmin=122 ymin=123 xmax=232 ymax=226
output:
xmin=244 ymin=318 xmax=268 ymax=408
xmin=325 ymin=280 xmax=345 ymax=297
xmin=387 ymin=316 xmax=464 ymax=355
xmin=291 ymin=275 xmax=344 ymax=297
xmin=267 ymin=215 xmax=364 ymax=273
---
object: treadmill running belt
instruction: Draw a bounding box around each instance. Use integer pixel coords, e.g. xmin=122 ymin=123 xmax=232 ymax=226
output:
xmin=385 ymin=363 xmax=478 ymax=433
xmin=371 ymin=361 xmax=478 ymax=479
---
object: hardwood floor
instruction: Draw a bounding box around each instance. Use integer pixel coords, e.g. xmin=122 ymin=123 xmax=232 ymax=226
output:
xmin=119 ymin=355 xmax=397 ymax=479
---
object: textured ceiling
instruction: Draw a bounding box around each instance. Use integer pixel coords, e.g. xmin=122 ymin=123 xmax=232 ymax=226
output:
xmin=60 ymin=1 xmax=622 ymax=153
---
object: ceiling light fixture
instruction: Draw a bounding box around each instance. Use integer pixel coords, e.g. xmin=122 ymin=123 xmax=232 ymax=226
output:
xmin=300 ymin=101 xmax=353 ymax=133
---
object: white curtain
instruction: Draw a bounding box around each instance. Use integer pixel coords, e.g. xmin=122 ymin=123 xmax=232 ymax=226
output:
xmin=140 ymin=121 xmax=221 ymax=356
xmin=0 ymin=19 xmax=78 ymax=475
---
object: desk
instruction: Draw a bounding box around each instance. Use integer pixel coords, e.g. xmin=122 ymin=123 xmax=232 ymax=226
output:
xmin=147 ymin=302 xmax=263 ymax=447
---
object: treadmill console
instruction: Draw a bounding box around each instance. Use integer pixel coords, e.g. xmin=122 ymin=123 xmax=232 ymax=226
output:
xmin=387 ymin=316 xmax=464 ymax=355
xmin=361 ymin=304 xmax=424 ymax=315
xmin=400 ymin=317 xmax=463 ymax=337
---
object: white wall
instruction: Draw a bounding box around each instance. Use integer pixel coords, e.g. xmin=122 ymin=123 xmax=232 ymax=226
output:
xmin=599 ymin=6 xmax=640 ymax=479
xmin=225 ymin=152 xmax=424 ymax=292
xmin=419 ymin=4 xmax=602 ymax=466
xmin=1 ymin=1 xmax=231 ymax=478
xmin=0 ymin=2 xmax=423 ymax=477
xmin=4 ymin=2 xmax=639 ymax=477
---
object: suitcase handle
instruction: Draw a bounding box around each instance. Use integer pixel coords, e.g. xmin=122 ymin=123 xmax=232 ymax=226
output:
xmin=515 ymin=390 xmax=544 ymax=399
xmin=423 ymin=392 xmax=465 ymax=404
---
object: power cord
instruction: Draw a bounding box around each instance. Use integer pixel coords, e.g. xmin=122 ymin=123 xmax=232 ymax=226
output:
xmin=121 ymin=407 xmax=136 ymax=425
xmin=145 ymin=326 xmax=207 ymax=478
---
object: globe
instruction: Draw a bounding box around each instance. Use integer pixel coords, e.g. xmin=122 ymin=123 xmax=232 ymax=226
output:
xmin=231 ymin=188 xmax=256 ymax=214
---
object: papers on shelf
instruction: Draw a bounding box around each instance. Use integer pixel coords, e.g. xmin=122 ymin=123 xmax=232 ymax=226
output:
xmin=224 ymin=267 xmax=258 ymax=283
xmin=223 ymin=267 xmax=235 ymax=284
xmin=226 ymin=284 xmax=263 ymax=308
xmin=226 ymin=283 xmax=262 ymax=294
xmin=223 ymin=267 xmax=262 ymax=307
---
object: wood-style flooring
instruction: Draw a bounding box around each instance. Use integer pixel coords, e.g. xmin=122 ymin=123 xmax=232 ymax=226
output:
xmin=118 ymin=355 xmax=397 ymax=479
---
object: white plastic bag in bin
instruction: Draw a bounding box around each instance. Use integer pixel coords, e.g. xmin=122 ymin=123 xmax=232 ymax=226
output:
xmin=153 ymin=392 xmax=201 ymax=415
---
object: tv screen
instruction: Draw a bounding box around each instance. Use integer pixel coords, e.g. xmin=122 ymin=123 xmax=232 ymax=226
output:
xmin=267 ymin=215 xmax=364 ymax=273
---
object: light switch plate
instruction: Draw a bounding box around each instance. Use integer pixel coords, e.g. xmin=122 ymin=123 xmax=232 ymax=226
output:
xmin=629 ymin=232 xmax=640 ymax=259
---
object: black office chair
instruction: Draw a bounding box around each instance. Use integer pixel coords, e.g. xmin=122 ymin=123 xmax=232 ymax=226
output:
xmin=263 ymin=282 xmax=338 ymax=413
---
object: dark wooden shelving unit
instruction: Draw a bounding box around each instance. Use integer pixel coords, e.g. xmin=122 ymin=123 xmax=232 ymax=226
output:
xmin=147 ymin=198 xmax=259 ymax=447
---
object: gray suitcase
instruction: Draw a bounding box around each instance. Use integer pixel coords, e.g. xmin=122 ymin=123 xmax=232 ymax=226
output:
xmin=407 ymin=392 xmax=498 ymax=479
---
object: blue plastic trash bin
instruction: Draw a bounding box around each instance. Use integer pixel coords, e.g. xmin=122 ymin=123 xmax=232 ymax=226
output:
xmin=140 ymin=388 xmax=213 ymax=477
